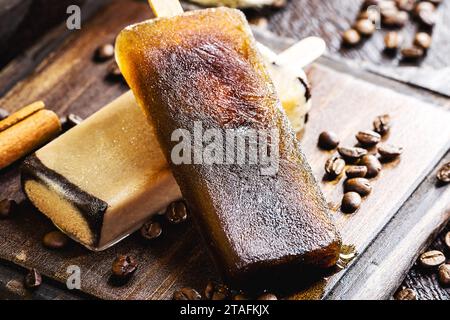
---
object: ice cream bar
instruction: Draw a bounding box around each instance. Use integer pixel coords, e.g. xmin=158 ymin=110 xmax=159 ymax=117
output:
xmin=116 ymin=8 xmax=340 ymax=285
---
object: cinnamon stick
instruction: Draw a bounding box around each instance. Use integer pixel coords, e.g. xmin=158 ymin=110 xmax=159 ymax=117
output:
xmin=0 ymin=101 xmax=45 ymax=132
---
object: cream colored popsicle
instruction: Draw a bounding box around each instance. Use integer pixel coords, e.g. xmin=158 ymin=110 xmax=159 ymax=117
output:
xmin=21 ymin=43 xmax=319 ymax=250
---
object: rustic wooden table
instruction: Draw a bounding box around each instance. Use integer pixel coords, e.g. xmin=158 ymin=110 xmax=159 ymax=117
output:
xmin=0 ymin=0 xmax=449 ymax=300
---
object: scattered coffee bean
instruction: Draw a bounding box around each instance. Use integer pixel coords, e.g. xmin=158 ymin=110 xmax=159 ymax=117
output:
xmin=437 ymin=162 xmax=450 ymax=183
xmin=341 ymin=192 xmax=362 ymax=213
xmin=373 ymin=114 xmax=391 ymax=135
xmin=438 ymin=264 xmax=450 ymax=286
xmin=204 ymin=281 xmax=229 ymax=300
xmin=112 ymin=255 xmax=138 ymax=278
xmin=233 ymin=293 xmax=249 ymax=300
xmin=358 ymin=10 xmax=379 ymax=21
xmin=355 ymin=19 xmax=375 ymax=36
xmin=346 ymin=165 xmax=368 ymax=178
xmin=415 ymin=1 xmax=435 ymax=15
xmin=166 ymin=200 xmax=188 ymax=224
xmin=343 ymin=29 xmax=361 ymax=46
xmin=417 ymin=8 xmax=437 ymax=27
xmin=344 ymin=178 xmax=372 ymax=196
xmin=257 ymin=292 xmax=278 ymax=300
xmin=356 ymin=130 xmax=381 ymax=147
xmin=318 ymin=131 xmax=340 ymax=150
xmin=24 ymin=268 xmax=42 ymax=289
xmin=95 ymin=43 xmax=114 ymax=61
xmin=395 ymin=0 xmax=416 ymax=12
xmin=0 ymin=108 xmax=9 ymax=120
xmin=419 ymin=250 xmax=445 ymax=268
xmin=384 ymin=31 xmax=401 ymax=50
xmin=394 ymin=288 xmax=417 ymax=300
xmin=378 ymin=144 xmax=403 ymax=161
xmin=414 ymin=32 xmax=432 ymax=49
xmin=272 ymin=0 xmax=286 ymax=8
xmin=173 ymin=287 xmax=202 ymax=300
xmin=401 ymin=46 xmax=424 ymax=60
xmin=324 ymin=156 xmax=346 ymax=178
xmin=0 ymin=199 xmax=16 ymax=219
xmin=359 ymin=154 xmax=382 ymax=178
xmin=383 ymin=10 xmax=408 ymax=27
xmin=338 ymin=147 xmax=368 ymax=161
xmin=42 ymin=231 xmax=69 ymax=249
xmin=248 ymin=17 xmax=269 ymax=28
xmin=61 ymin=113 xmax=83 ymax=131
xmin=379 ymin=0 xmax=397 ymax=10
xmin=445 ymin=232 xmax=450 ymax=250
xmin=108 ymin=62 xmax=123 ymax=80
xmin=140 ymin=221 xmax=162 ymax=240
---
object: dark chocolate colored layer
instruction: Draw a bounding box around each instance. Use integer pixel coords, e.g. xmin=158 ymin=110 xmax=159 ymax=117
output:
xmin=21 ymin=154 xmax=108 ymax=246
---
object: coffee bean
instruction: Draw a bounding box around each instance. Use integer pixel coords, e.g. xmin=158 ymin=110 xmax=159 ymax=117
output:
xmin=355 ymin=19 xmax=375 ymax=36
xmin=419 ymin=250 xmax=445 ymax=268
xmin=166 ymin=200 xmax=188 ymax=224
xmin=204 ymin=281 xmax=229 ymax=300
xmin=24 ymin=268 xmax=42 ymax=289
xmin=0 ymin=199 xmax=16 ymax=219
xmin=338 ymin=147 xmax=368 ymax=161
xmin=384 ymin=31 xmax=402 ymax=50
xmin=344 ymin=178 xmax=372 ymax=196
xmin=415 ymin=1 xmax=435 ymax=15
xmin=414 ymin=32 xmax=432 ymax=50
xmin=383 ymin=10 xmax=409 ymax=27
xmin=379 ymin=0 xmax=397 ymax=10
xmin=437 ymin=162 xmax=450 ymax=183
xmin=43 ymin=231 xmax=69 ymax=249
xmin=428 ymin=0 xmax=442 ymax=5
xmin=356 ymin=130 xmax=381 ymax=147
xmin=373 ymin=114 xmax=391 ymax=135
xmin=248 ymin=17 xmax=269 ymax=28
xmin=318 ymin=131 xmax=340 ymax=150
xmin=233 ymin=293 xmax=249 ymax=300
xmin=272 ymin=0 xmax=286 ymax=8
xmin=61 ymin=114 xmax=83 ymax=131
xmin=140 ymin=221 xmax=162 ymax=240
xmin=108 ymin=62 xmax=123 ymax=80
xmin=445 ymin=232 xmax=450 ymax=250
xmin=401 ymin=46 xmax=424 ymax=60
xmin=358 ymin=10 xmax=379 ymax=22
xmin=95 ymin=43 xmax=114 ymax=61
xmin=394 ymin=288 xmax=416 ymax=300
xmin=173 ymin=287 xmax=202 ymax=300
xmin=341 ymin=192 xmax=362 ymax=213
xmin=0 ymin=108 xmax=9 ymax=120
xmin=378 ymin=144 xmax=403 ymax=161
xmin=362 ymin=0 xmax=382 ymax=9
xmin=346 ymin=165 xmax=368 ymax=178
xmin=359 ymin=154 xmax=382 ymax=178
xmin=438 ymin=264 xmax=450 ymax=286
xmin=112 ymin=255 xmax=138 ymax=278
xmin=257 ymin=292 xmax=278 ymax=300
xmin=343 ymin=29 xmax=361 ymax=46
xmin=324 ymin=156 xmax=346 ymax=178
xmin=395 ymin=0 xmax=416 ymax=12
xmin=419 ymin=10 xmax=437 ymax=27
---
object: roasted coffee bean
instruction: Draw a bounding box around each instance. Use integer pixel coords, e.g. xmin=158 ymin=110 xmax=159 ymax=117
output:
xmin=359 ymin=154 xmax=382 ymax=178
xmin=355 ymin=19 xmax=375 ymax=36
xmin=379 ymin=0 xmax=397 ymax=10
xmin=24 ymin=268 xmax=42 ymax=289
xmin=95 ymin=43 xmax=114 ymax=61
xmin=344 ymin=178 xmax=372 ymax=196
xmin=272 ymin=0 xmax=286 ymax=8
xmin=166 ymin=200 xmax=188 ymax=224
xmin=112 ymin=255 xmax=138 ymax=278
xmin=395 ymin=0 xmax=416 ymax=12
xmin=383 ymin=10 xmax=408 ymax=27
xmin=346 ymin=165 xmax=367 ymax=178
xmin=173 ymin=287 xmax=202 ymax=300
xmin=342 ymin=29 xmax=361 ymax=46
xmin=415 ymin=1 xmax=435 ymax=15
xmin=356 ymin=130 xmax=381 ymax=147
xmin=437 ymin=162 xmax=450 ymax=183
xmin=140 ymin=221 xmax=162 ymax=240
xmin=378 ymin=144 xmax=403 ymax=161
xmin=358 ymin=10 xmax=379 ymax=22
xmin=324 ymin=156 xmax=346 ymax=178
xmin=418 ymin=10 xmax=436 ymax=27
xmin=0 ymin=108 xmax=9 ymax=120
xmin=257 ymin=293 xmax=278 ymax=300
xmin=248 ymin=17 xmax=269 ymax=28
xmin=233 ymin=293 xmax=249 ymax=300
xmin=0 ymin=199 xmax=16 ymax=219
xmin=394 ymin=288 xmax=416 ymax=300
xmin=445 ymin=232 xmax=450 ymax=250
xmin=384 ymin=31 xmax=401 ymax=50
xmin=401 ymin=46 xmax=424 ymax=60
xmin=108 ymin=62 xmax=123 ymax=80
xmin=419 ymin=250 xmax=445 ymax=268
xmin=341 ymin=192 xmax=362 ymax=213
xmin=61 ymin=113 xmax=83 ymax=131
xmin=43 ymin=231 xmax=69 ymax=249
xmin=204 ymin=281 xmax=229 ymax=300
xmin=318 ymin=131 xmax=340 ymax=150
xmin=338 ymin=147 xmax=368 ymax=161
xmin=373 ymin=114 xmax=391 ymax=135
xmin=414 ymin=32 xmax=432 ymax=49
xmin=362 ymin=0 xmax=382 ymax=9
xmin=438 ymin=264 xmax=450 ymax=286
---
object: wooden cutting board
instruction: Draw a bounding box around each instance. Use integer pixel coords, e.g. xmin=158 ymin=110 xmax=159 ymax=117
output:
xmin=0 ymin=0 xmax=449 ymax=300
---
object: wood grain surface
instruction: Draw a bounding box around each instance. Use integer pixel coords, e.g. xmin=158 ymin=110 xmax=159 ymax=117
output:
xmin=0 ymin=0 xmax=449 ymax=300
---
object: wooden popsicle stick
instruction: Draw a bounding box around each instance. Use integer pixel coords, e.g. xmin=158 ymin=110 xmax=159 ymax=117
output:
xmin=276 ymin=37 xmax=326 ymax=70
xmin=147 ymin=0 xmax=184 ymax=18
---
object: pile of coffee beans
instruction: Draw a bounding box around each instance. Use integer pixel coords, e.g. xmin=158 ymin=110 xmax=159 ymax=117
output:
xmin=342 ymin=0 xmax=443 ymax=61
xmin=318 ymin=113 xmax=403 ymax=213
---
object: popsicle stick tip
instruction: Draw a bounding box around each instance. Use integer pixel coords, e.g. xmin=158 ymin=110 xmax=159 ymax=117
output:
xmin=147 ymin=0 xmax=184 ymax=18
